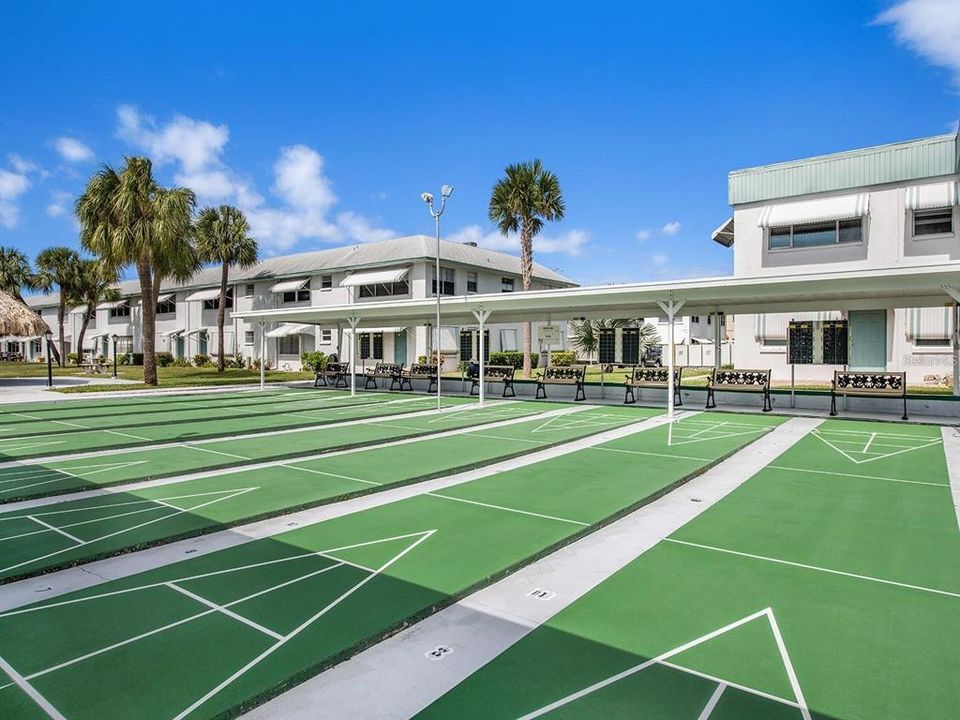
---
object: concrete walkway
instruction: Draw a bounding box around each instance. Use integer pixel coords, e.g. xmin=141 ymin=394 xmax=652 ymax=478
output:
xmin=0 ymin=376 xmax=140 ymax=404
xmin=241 ymin=416 xmax=822 ymax=720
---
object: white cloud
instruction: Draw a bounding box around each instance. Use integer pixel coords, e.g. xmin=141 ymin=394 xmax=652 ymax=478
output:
xmin=661 ymin=221 xmax=681 ymax=236
xmin=336 ymin=211 xmax=397 ymax=244
xmin=652 ymin=252 xmax=669 ymax=268
xmin=46 ymin=190 xmax=72 ymax=218
xmin=876 ymin=0 xmax=960 ymax=84
xmin=448 ymin=225 xmax=589 ymax=256
xmin=54 ymin=137 xmax=94 ymax=163
xmin=7 ymin=154 xmax=38 ymax=174
xmin=636 ymin=229 xmax=652 ymax=242
xmin=0 ymin=168 xmax=31 ymax=228
xmin=117 ymin=105 xmax=228 ymax=174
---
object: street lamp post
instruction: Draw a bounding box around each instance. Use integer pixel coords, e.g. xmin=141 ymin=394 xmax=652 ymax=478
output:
xmin=43 ymin=330 xmax=53 ymax=388
xmin=111 ymin=334 xmax=119 ymax=378
xmin=421 ymin=185 xmax=453 ymax=412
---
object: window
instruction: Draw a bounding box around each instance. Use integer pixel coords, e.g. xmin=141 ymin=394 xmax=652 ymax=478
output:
xmin=598 ymin=328 xmax=615 ymax=364
xmin=281 ymin=289 xmax=311 ymax=303
xmin=31 ymin=338 xmax=42 ymax=354
xmin=460 ymin=330 xmax=473 ymax=360
xmin=915 ymin=338 xmax=950 ymax=347
xmin=467 ymin=272 xmax=478 ymax=293
xmin=359 ymin=280 xmax=409 ymax=298
xmin=500 ymin=328 xmax=519 ymax=352
xmin=321 ymin=275 xmax=333 ymax=290
xmin=244 ymin=331 xmax=255 ymax=345
xmin=769 ymin=219 xmax=863 ymax=250
xmin=358 ymin=332 xmax=383 ymax=359
xmin=278 ymin=335 xmax=299 ymax=355
xmin=320 ymin=329 xmax=332 ymax=344
xmin=432 ymin=268 xmax=455 ymax=296
xmin=690 ymin=316 xmax=700 ymax=324
xmin=913 ymin=208 xmax=953 ymax=237
xmin=109 ymin=304 xmax=130 ymax=318
xmin=501 ymin=277 xmax=514 ymax=293
xmin=203 ymin=287 xmax=234 ymax=311
xmin=622 ymin=328 xmax=639 ymax=365
xmin=244 ymin=283 xmax=255 ymax=297
xmin=156 ymin=297 xmax=176 ymax=315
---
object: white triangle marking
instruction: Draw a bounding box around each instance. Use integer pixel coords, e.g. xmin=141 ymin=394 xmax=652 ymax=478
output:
xmin=812 ymin=430 xmax=942 ymax=465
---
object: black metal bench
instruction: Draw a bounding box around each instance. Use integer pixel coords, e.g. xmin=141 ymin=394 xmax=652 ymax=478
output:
xmin=469 ymin=364 xmax=516 ymax=398
xmin=706 ymin=368 xmax=772 ymax=412
xmin=535 ymin=365 xmax=586 ymax=401
xmin=315 ymin=361 xmax=349 ymax=388
xmin=624 ymin=366 xmax=683 ymax=406
xmin=402 ymin=363 xmax=439 ymax=393
xmin=364 ymin=362 xmax=404 ymax=390
xmin=831 ymin=371 xmax=907 ymax=420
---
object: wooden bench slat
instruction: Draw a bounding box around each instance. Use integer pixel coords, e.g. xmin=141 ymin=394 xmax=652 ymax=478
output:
xmin=624 ymin=366 xmax=682 ymax=406
xmin=536 ymin=365 xmax=586 ymax=402
xmin=706 ymin=369 xmax=772 ymax=412
xmin=831 ymin=371 xmax=907 ymax=420
xmin=468 ymin=364 xmax=516 ymax=398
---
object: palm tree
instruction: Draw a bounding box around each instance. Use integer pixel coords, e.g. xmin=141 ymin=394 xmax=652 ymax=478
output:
xmin=35 ymin=247 xmax=81 ymax=367
xmin=488 ymin=159 xmax=565 ymax=378
xmin=570 ymin=319 xmax=660 ymax=362
xmin=195 ymin=205 xmax=259 ymax=371
xmin=76 ymin=157 xmax=197 ymax=385
xmin=0 ymin=247 xmax=37 ymax=303
xmin=72 ymin=260 xmax=119 ymax=364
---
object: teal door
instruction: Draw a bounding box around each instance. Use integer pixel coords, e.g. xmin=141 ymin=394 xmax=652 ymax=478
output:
xmin=175 ymin=336 xmax=185 ymax=358
xmin=394 ymin=330 xmax=407 ymax=365
xmin=848 ymin=310 xmax=887 ymax=370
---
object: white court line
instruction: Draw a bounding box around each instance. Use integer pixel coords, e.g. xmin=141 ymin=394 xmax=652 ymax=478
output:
xmin=696 ymin=682 xmax=727 ymax=720
xmin=166 ymin=582 xmax=284 ymax=640
xmin=766 ymin=465 xmax=949 ymax=488
xmin=590 ymin=447 xmax=713 ymax=462
xmin=182 ymin=445 xmax=252 ymax=461
xmin=465 ymin=433 xmax=543 ymax=445
xmin=104 ymin=429 xmax=153 ymax=442
xmin=282 ymin=465 xmax=380 ymax=487
xmin=12 ymin=413 xmax=43 ymax=421
xmin=662 ymin=661 xmax=797 ymax=710
xmin=0 ymin=655 xmax=67 ymax=720
xmin=52 ymin=420 xmax=89 ymax=430
xmin=26 ymin=516 xmax=83 ymax=544
xmin=665 ymin=539 xmax=960 ymax=599
xmin=861 ymin=432 xmax=877 ymax=454
xmin=425 ymin=492 xmax=589 ymax=526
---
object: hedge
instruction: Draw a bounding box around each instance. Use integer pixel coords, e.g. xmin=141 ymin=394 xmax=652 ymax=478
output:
xmin=489 ymin=351 xmax=539 ymax=370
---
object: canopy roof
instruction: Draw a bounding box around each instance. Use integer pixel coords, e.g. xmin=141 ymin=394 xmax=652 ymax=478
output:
xmin=235 ymin=263 xmax=960 ymax=327
xmin=0 ymin=291 xmax=49 ymax=338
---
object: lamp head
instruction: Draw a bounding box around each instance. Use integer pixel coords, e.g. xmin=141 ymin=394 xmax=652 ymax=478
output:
xmin=111 ymin=334 xmax=118 ymax=341
xmin=441 ymin=184 xmax=453 ymax=198
xmin=420 ymin=192 xmax=434 ymax=204
xmin=43 ymin=329 xmax=52 ymax=340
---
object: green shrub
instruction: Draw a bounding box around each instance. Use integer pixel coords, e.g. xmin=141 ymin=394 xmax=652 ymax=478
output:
xmin=129 ymin=353 xmax=143 ymax=365
xmin=228 ymin=352 xmax=245 ymax=369
xmin=300 ymin=351 xmax=327 ymax=372
xmin=489 ymin=351 xmax=539 ymax=370
xmin=252 ymin=357 xmax=272 ymax=371
xmin=67 ymin=352 xmax=79 ymax=364
xmin=417 ymin=355 xmax=428 ymax=364
xmin=155 ymin=352 xmax=174 ymax=367
xmin=550 ymin=351 xmax=576 ymax=366
xmin=118 ymin=353 xmax=130 ymax=365
xmin=193 ymin=353 xmax=211 ymax=367
xmin=171 ymin=356 xmax=191 ymax=368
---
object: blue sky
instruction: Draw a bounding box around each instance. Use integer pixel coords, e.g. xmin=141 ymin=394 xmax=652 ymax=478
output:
xmin=0 ymin=0 xmax=957 ymax=286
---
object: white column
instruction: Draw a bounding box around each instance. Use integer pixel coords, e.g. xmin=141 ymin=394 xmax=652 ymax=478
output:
xmin=713 ymin=312 xmax=722 ymax=369
xmin=258 ymin=321 xmax=265 ymax=391
xmin=945 ymin=286 xmax=960 ymax=397
xmin=473 ymin=308 xmax=491 ymax=407
xmin=348 ymin=316 xmax=359 ymax=397
xmin=657 ymin=298 xmax=686 ymax=419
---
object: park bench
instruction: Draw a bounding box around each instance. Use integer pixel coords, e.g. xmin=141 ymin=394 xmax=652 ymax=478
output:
xmin=401 ymin=363 xmax=439 ymax=393
xmin=314 ymin=361 xmax=349 ymax=389
xmin=535 ymin=364 xmax=586 ymax=402
xmin=624 ymin=366 xmax=682 ymax=406
xmin=830 ymin=371 xmax=907 ymax=420
xmin=706 ymin=368 xmax=772 ymax=412
xmin=469 ymin=364 xmax=516 ymax=398
xmin=364 ymin=362 xmax=404 ymax=390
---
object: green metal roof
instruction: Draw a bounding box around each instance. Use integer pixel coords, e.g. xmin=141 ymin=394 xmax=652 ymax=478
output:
xmin=729 ymin=132 xmax=960 ymax=206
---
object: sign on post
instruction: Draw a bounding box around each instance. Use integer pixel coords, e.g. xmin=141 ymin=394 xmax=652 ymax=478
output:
xmin=539 ymin=325 xmax=558 ymax=345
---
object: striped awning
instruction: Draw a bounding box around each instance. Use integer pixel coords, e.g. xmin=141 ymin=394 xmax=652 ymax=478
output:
xmin=340 ymin=267 xmax=409 ymax=288
xmin=755 ymin=311 xmax=842 ymax=342
xmin=270 ymin=278 xmax=310 ymax=294
xmin=97 ymin=299 xmax=128 ymax=310
xmin=906 ymin=182 xmax=958 ymax=211
xmin=758 ymin=194 xmax=870 ymax=228
xmin=906 ymin=307 xmax=954 ymax=341
xmin=185 ymin=288 xmax=220 ymax=302
xmin=156 ymin=293 xmax=175 ymax=303
xmin=266 ymin=323 xmax=313 ymax=338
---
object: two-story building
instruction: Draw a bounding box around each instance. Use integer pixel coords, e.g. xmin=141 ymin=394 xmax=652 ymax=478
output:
xmin=713 ymin=132 xmax=959 ymax=384
xmin=21 ymin=235 xmax=577 ymax=370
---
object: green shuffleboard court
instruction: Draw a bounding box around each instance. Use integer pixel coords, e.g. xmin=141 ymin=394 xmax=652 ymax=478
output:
xmin=0 ymin=413 xmax=783 ymax=720
xmin=0 ymin=396 xmax=535 ymax=501
xmin=0 ymin=405 xmax=660 ymax=582
xmin=418 ymin=419 xmax=959 ymax=720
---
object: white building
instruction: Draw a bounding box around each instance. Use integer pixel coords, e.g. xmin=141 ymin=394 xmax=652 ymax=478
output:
xmin=19 ymin=236 xmax=576 ymax=370
xmin=714 ymin=132 xmax=959 ymax=384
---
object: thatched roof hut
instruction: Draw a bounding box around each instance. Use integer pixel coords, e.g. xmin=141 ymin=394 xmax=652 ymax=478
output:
xmin=0 ymin=290 xmax=50 ymax=338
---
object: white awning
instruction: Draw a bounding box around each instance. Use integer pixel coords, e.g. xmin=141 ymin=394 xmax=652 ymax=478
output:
xmin=69 ymin=305 xmax=88 ymax=315
xmin=0 ymin=335 xmax=39 ymax=341
xmin=340 ymin=267 xmax=409 ymax=288
xmin=346 ymin=326 xmax=405 ymax=334
xmin=690 ymin=336 xmax=714 ymax=344
xmin=266 ymin=323 xmax=313 ymax=338
xmin=270 ymin=278 xmax=310 ymax=294
xmin=906 ymin=307 xmax=954 ymax=341
xmin=97 ymin=300 xmax=128 ymax=310
xmin=906 ymin=182 xmax=958 ymax=211
xmin=758 ymin=194 xmax=870 ymax=228
xmin=164 ymin=328 xmax=186 ymax=337
xmin=711 ymin=217 xmax=735 ymax=247
xmin=186 ymin=328 xmax=208 ymax=336
xmin=185 ymin=288 xmax=220 ymax=302
xmin=156 ymin=292 xmax=175 ymax=303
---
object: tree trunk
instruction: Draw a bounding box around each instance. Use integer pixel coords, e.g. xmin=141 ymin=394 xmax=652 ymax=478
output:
xmin=76 ymin=306 xmax=92 ymax=365
xmin=520 ymin=222 xmax=534 ymax=379
xmin=56 ymin=301 xmax=66 ymax=367
xmin=217 ymin=263 xmax=228 ymax=372
xmin=138 ymin=259 xmax=157 ymax=386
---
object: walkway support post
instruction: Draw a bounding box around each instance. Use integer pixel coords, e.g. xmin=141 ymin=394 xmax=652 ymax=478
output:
xmin=347 ymin=316 xmax=359 ymax=397
xmin=657 ymin=297 xmax=685 ymax=419
xmin=473 ymin=308 xmax=491 ymax=407
xmin=943 ymin=285 xmax=960 ymax=397
xmin=258 ymin=321 xmax=265 ymax=391
xmin=713 ymin=311 xmax=722 ymax=369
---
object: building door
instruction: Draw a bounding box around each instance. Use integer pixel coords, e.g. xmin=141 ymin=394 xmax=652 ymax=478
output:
xmin=175 ymin=336 xmax=185 ymax=359
xmin=394 ymin=330 xmax=407 ymax=365
xmin=848 ymin=310 xmax=887 ymax=370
